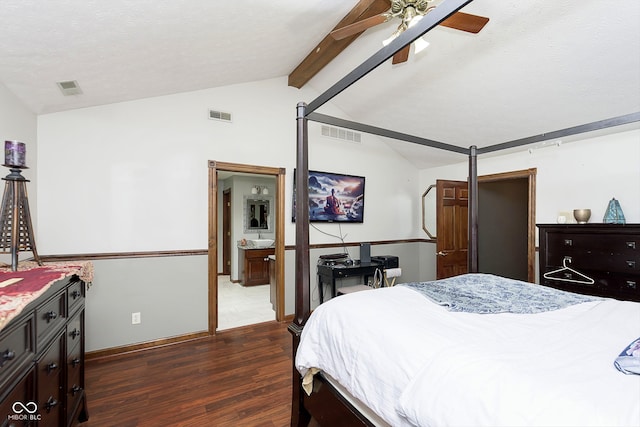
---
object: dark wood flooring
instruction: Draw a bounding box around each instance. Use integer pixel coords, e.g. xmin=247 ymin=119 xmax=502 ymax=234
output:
xmin=83 ymin=321 xmax=292 ymax=427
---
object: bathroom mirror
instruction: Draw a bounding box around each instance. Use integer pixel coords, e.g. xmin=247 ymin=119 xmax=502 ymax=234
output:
xmin=245 ymin=196 xmax=273 ymax=232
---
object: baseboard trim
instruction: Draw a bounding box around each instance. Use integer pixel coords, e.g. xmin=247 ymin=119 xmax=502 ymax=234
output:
xmin=86 ymin=330 xmax=211 ymax=362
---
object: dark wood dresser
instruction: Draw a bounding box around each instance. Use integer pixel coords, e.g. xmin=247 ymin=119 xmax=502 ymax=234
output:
xmin=0 ymin=274 xmax=88 ymax=426
xmin=538 ymin=224 xmax=640 ymax=301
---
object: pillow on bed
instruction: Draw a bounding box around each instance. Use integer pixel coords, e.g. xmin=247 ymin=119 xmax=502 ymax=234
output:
xmin=614 ymin=337 xmax=640 ymax=375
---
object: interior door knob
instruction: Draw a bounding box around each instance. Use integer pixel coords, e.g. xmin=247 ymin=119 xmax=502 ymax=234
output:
xmin=437 ymin=251 xmax=448 ymax=256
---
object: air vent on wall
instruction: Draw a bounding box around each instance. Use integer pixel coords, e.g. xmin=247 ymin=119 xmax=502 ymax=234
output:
xmin=321 ymin=125 xmax=362 ymax=143
xmin=56 ymin=80 xmax=83 ymax=96
xmin=208 ymin=109 xmax=232 ymax=122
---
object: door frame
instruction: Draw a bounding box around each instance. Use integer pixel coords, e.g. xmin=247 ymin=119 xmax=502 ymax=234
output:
xmin=207 ymin=161 xmax=286 ymax=334
xmin=433 ymin=168 xmax=536 ymax=282
xmin=222 ymin=189 xmax=231 ymax=275
xmin=478 ymin=168 xmax=536 ymax=282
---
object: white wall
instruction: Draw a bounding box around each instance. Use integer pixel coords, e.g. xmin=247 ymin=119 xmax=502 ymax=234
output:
xmin=37 ymin=77 xmax=420 ymax=254
xmin=419 ymin=128 xmax=640 ymax=238
xmin=35 ymin=76 xmax=420 ymax=350
xmin=85 ymin=255 xmax=208 ymax=351
xmin=0 ymin=83 xmax=37 ymax=265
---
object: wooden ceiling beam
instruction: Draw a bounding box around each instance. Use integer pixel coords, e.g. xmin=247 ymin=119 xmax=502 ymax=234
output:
xmin=288 ymin=0 xmax=390 ymax=89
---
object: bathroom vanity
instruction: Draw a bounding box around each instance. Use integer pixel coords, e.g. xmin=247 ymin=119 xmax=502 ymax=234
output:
xmin=238 ymin=247 xmax=275 ymax=286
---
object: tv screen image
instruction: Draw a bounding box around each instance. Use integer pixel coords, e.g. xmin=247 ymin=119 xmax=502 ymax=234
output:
xmin=293 ymin=170 xmax=365 ymax=223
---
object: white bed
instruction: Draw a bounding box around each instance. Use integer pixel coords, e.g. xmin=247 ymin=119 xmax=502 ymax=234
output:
xmin=295 ymin=274 xmax=640 ymax=427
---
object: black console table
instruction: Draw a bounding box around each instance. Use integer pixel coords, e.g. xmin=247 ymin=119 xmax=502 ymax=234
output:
xmin=317 ymin=260 xmax=383 ymax=303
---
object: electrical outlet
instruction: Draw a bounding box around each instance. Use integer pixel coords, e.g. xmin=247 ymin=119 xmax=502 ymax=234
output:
xmin=131 ymin=312 xmax=141 ymax=325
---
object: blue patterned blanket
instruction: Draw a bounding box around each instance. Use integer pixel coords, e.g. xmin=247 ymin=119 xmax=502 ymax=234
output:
xmin=401 ymin=273 xmax=600 ymax=314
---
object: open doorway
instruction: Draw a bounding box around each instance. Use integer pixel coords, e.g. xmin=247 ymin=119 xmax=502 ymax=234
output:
xmin=207 ymin=161 xmax=285 ymax=334
xmin=434 ymin=168 xmax=536 ymax=282
xmin=478 ymin=168 xmax=536 ymax=282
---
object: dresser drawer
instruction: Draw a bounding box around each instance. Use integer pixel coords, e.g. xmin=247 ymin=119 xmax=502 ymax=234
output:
xmin=66 ymin=310 xmax=83 ymax=353
xmin=545 ymin=230 xmax=640 ymax=274
xmin=37 ymin=332 xmax=64 ymax=427
xmin=35 ymin=291 xmax=66 ymax=352
xmin=66 ymin=342 xmax=84 ymax=425
xmin=0 ymin=315 xmax=34 ymax=392
xmin=542 ymin=270 xmax=640 ymax=301
xmin=67 ymin=278 xmax=84 ymax=316
xmin=0 ymin=367 xmax=35 ymax=427
xmin=545 ymin=251 xmax=640 ymax=275
xmin=596 ymin=274 xmax=640 ymax=301
xmin=547 ymin=232 xmax=639 ymax=255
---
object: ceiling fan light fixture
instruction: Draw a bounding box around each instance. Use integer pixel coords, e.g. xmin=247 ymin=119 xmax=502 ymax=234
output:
xmin=403 ymin=6 xmax=417 ymax=24
xmin=414 ymin=36 xmax=430 ymax=54
xmin=382 ymin=31 xmax=399 ymax=47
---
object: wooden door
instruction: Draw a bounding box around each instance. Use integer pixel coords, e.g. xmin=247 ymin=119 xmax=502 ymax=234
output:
xmin=222 ymin=189 xmax=231 ymax=275
xmin=436 ymin=179 xmax=468 ymax=279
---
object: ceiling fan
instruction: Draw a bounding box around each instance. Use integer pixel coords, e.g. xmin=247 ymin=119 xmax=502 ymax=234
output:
xmin=330 ymin=0 xmax=489 ymax=64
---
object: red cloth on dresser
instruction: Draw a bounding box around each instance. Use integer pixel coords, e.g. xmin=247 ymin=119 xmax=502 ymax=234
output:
xmin=0 ymin=262 xmax=93 ymax=330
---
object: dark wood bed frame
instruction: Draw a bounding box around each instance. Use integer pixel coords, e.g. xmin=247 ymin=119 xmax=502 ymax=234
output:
xmin=288 ymin=1 xmax=640 ymax=425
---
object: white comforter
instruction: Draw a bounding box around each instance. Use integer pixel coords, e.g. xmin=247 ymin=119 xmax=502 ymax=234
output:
xmin=295 ymin=286 xmax=640 ymax=427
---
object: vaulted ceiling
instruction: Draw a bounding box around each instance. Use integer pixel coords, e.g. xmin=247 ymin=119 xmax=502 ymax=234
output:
xmin=1 ymin=0 xmax=638 ymax=168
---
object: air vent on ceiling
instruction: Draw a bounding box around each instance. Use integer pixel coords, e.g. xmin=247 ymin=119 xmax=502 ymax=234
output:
xmin=321 ymin=125 xmax=362 ymax=144
xmin=56 ymin=80 xmax=83 ymax=96
xmin=208 ymin=109 xmax=232 ymax=122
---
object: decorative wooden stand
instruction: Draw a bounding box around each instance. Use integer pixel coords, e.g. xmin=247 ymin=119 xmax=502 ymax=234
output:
xmin=0 ymin=167 xmax=41 ymax=271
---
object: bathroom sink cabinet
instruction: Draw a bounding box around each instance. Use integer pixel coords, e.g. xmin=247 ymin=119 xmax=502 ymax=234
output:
xmin=239 ymin=248 xmax=275 ymax=286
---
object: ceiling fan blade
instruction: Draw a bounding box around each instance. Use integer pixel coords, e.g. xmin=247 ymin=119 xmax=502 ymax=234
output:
xmin=331 ymin=13 xmax=390 ymax=40
xmin=439 ymin=11 xmax=489 ymax=34
xmin=391 ymin=45 xmax=410 ymax=64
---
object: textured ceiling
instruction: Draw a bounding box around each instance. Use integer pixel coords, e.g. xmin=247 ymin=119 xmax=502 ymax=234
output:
xmin=0 ymin=0 xmax=638 ymax=168
xmin=306 ymin=0 xmax=640 ymax=166
xmin=0 ymin=0 xmax=357 ymax=114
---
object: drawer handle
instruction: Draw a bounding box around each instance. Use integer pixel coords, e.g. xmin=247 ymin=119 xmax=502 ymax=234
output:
xmin=70 ymin=329 xmax=81 ymax=339
xmin=44 ymin=397 xmax=59 ymax=412
xmin=45 ymin=311 xmax=58 ymax=322
xmin=563 ymin=239 xmax=573 ymax=246
xmin=71 ymin=290 xmax=81 ymax=299
xmin=626 ymin=260 xmax=637 ymax=269
xmin=71 ymin=385 xmax=82 ymax=396
xmin=626 ymin=281 xmax=637 ymax=290
xmin=627 ymin=241 xmax=637 ymax=249
xmin=47 ymin=362 xmax=58 ymax=373
xmin=1 ymin=349 xmax=16 ymax=367
xmin=71 ymin=358 xmax=81 ymax=367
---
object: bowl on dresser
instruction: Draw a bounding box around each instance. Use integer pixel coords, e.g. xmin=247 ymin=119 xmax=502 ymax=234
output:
xmin=573 ymin=209 xmax=591 ymax=223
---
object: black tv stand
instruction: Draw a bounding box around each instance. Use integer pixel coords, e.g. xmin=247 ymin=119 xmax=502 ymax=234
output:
xmin=317 ymin=260 xmax=383 ymax=303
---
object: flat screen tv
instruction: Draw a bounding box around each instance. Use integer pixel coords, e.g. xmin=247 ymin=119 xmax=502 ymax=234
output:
xmin=292 ymin=169 xmax=365 ymax=223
